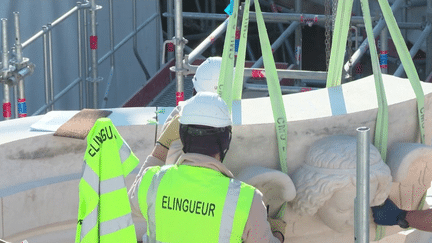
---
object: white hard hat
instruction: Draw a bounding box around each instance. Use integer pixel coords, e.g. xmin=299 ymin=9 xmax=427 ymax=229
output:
xmin=192 ymin=56 xmax=222 ymax=93
xmin=179 ymin=92 xmax=232 ymax=127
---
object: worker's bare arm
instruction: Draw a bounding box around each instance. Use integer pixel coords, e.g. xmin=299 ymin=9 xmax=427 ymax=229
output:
xmin=405 ymin=209 xmax=432 ymax=232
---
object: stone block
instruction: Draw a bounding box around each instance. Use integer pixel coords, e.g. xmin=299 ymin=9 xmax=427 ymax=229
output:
xmin=3 ymin=180 xmax=79 ymax=238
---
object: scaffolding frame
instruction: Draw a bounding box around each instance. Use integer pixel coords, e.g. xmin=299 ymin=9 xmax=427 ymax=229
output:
xmin=167 ymin=0 xmax=432 ymax=97
xmin=1 ymin=0 xmax=161 ymax=119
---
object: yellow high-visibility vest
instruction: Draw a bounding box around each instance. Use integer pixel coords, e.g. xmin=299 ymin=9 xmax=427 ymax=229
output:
xmin=138 ymin=164 xmax=255 ymax=243
xmin=76 ymin=118 xmax=139 ymax=243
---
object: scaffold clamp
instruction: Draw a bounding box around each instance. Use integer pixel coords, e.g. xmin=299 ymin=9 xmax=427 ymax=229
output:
xmin=86 ymin=76 xmax=103 ymax=83
xmin=172 ymin=36 xmax=188 ymax=46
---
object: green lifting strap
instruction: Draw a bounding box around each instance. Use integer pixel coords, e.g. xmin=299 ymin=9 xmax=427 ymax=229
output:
xmin=253 ymin=0 xmax=289 ymax=218
xmin=218 ymin=0 xmax=240 ymax=112
xmin=232 ymin=0 xmax=251 ymax=101
xmin=325 ymin=0 xmax=354 ymax=88
xmin=253 ymin=0 xmax=288 ymax=175
xmin=377 ymin=0 xmax=426 ymax=144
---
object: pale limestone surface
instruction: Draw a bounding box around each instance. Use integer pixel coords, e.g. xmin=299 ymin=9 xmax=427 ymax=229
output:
xmin=387 ymin=143 xmax=432 ymax=211
xmin=225 ymin=74 xmax=432 ymax=176
xmin=1 ymin=74 xmax=432 ymax=242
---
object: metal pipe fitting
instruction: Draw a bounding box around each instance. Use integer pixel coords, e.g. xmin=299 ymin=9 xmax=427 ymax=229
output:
xmin=174 ymin=0 xmax=185 ymax=105
xmin=2 ymin=18 xmax=8 ymax=71
xmin=355 ymin=127 xmax=370 ymax=243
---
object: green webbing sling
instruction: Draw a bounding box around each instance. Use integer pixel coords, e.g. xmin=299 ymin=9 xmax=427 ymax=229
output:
xmin=220 ymin=0 xmax=288 ymax=176
xmin=232 ymin=0 xmax=251 ymax=101
xmin=325 ymin=0 xmax=354 ymax=88
xmin=326 ymin=0 xmax=426 ymax=239
xmin=218 ymin=0 xmax=240 ymax=112
xmin=253 ymin=0 xmax=289 ymax=218
xmin=252 ymin=0 xmax=288 ymax=177
xmin=377 ymin=0 xmax=426 ymax=144
xmin=220 ymin=0 xmax=289 ymax=218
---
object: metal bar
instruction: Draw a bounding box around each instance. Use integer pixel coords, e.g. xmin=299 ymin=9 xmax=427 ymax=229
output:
xmin=156 ymin=0 xmax=161 ymax=71
xmin=133 ymin=0 xmax=151 ymax=80
xmin=77 ymin=2 xmax=84 ymax=109
xmin=295 ymin=0 xmax=302 ymax=69
xmin=102 ymin=0 xmax=115 ymax=109
xmin=13 ymin=86 xmax=18 ymax=118
xmin=184 ymin=62 xmax=327 ymax=80
xmin=14 ymin=11 xmax=27 ymax=118
xmin=244 ymin=83 xmax=319 ymax=92
xmin=167 ymin=0 xmax=174 ymax=60
xmin=1 ymin=18 xmax=11 ymax=120
xmin=2 ymin=18 xmax=8 ymax=71
xmin=269 ymin=0 xmax=295 ymax=64
xmin=402 ymin=0 xmax=407 ymax=40
xmin=380 ymin=27 xmax=388 ymax=74
xmin=32 ymin=77 xmax=82 ymax=116
xmin=102 ymin=67 xmax=114 ymax=108
xmin=84 ymin=5 xmax=89 ymax=108
xmin=3 ymin=83 xmax=11 ymax=120
xmin=42 ymin=26 xmax=51 ymax=113
xmin=22 ymin=6 xmax=83 ymax=49
xmin=187 ymin=18 xmax=229 ymax=64
xmin=426 ymin=0 xmax=432 ymax=78
xmin=90 ymin=0 xmax=98 ymax=109
xmin=175 ymin=0 xmax=184 ymax=105
xmin=98 ymin=13 xmax=158 ymax=65
xmin=355 ymin=126 xmax=370 ymax=243
xmin=247 ymin=42 xmax=256 ymax=61
xmin=163 ymin=12 xmax=377 ymax=25
xmin=211 ymin=0 xmax=216 ymax=56
xmin=244 ymin=67 xmax=327 ymax=80
xmin=14 ymin=13 xmax=22 ymax=63
xmin=394 ymin=23 xmax=432 ymax=77
xmin=47 ymin=23 xmax=54 ymax=110
xmin=249 ymin=21 xmax=299 ymax=70
xmin=344 ymin=0 xmax=405 ymax=74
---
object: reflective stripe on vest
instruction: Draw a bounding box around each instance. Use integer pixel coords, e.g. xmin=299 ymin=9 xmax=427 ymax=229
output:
xmin=138 ymin=164 xmax=255 ymax=243
xmin=76 ymin=118 xmax=139 ymax=243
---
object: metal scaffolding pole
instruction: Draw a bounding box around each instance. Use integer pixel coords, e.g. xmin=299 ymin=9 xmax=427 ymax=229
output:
xmin=77 ymin=2 xmax=84 ymax=109
xmin=164 ymin=12 xmax=376 ymax=25
xmin=89 ymin=0 xmax=102 ymax=109
xmin=47 ymin=23 xmax=54 ymax=111
xmin=394 ymin=23 xmax=432 ymax=77
xmin=250 ymin=21 xmax=299 ymax=69
xmin=355 ymin=127 xmax=370 ymax=243
xmin=380 ymin=27 xmax=388 ymax=74
xmin=84 ymin=4 xmax=90 ymax=108
xmin=167 ymin=0 xmax=174 ymax=60
xmin=187 ymin=18 xmax=228 ymax=64
xmin=174 ymin=0 xmax=185 ymax=105
xmin=102 ymin=0 xmax=115 ymax=108
xmin=42 ymin=25 xmax=51 ymax=113
xmin=2 ymin=18 xmax=11 ymax=120
xmin=344 ymin=0 xmax=405 ymax=75
xmin=133 ymin=0 xmax=151 ymax=80
xmin=427 ymin=0 xmax=432 ymax=79
xmin=295 ymin=0 xmax=302 ymax=69
xmin=14 ymin=12 xmax=28 ymax=118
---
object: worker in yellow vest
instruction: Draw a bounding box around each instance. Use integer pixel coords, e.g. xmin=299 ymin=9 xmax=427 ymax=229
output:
xmin=76 ymin=118 xmax=139 ymax=243
xmin=129 ymin=92 xmax=286 ymax=242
